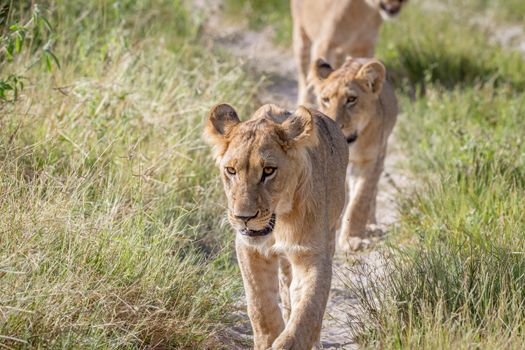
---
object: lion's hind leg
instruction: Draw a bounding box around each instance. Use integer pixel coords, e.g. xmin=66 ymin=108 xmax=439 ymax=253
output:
xmin=293 ymin=23 xmax=313 ymax=106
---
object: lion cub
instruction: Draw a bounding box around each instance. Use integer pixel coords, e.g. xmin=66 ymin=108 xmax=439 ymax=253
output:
xmin=205 ymin=103 xmax=348 ymax=349
xmin=310 ymin=57 xmax=397 ymax=251
xmin=291 ymin=0 xmax=408 ymax=105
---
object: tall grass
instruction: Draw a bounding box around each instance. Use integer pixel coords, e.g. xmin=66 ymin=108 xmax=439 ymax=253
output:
xmin=348 ymin=85 xmax=525 ymax=348
xmin=3 ymin=0 xmax=525 ymax=348
xmin=377 ymin=2 xmax=525 ymax=92
xmin=342 ymin=1 xmax=525 ymax=348
xmin=220 ymin=0 xmax=525 ymax=347
xmin=1 ymin=1 xmax=257 ymax=348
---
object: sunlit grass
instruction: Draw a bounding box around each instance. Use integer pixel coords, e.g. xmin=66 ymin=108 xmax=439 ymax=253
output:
xmin=2 ymin=0 xmax=525 ymax=348
xmin=0 ymin=1 xmax=257 ymax=348
xmin=346 ymin=84 xmax=525 ymax=348
xmin=347 ymin=1 xmax=525 ymax=347
xmin=377 ymin=1 xmax=525 ymax=92
xmin=217 ymin=0 xmax=525 ymax=347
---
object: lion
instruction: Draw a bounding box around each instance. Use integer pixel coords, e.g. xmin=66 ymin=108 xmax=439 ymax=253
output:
xmin=205 ymin=103 xmax=348 ymax=349
xmin=291 ymin=0 xmax=408 ymax=105
xmin=309 ymin=57 xmax=398 ymax=251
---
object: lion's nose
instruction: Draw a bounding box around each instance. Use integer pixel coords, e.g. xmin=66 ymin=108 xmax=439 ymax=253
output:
xmin=381 ymin=2 xmax=401 ymax=15
xmin=234 ymin=211 xmax=259 ymax=223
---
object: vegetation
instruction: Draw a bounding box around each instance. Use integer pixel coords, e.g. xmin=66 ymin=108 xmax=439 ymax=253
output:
xmin=458 ymin=0 xmax=525 ymax=22
xmin=0 ymin=3 xmax=58 ymax=101
xmin=351 ymin=86 xmax=525 ymax=348
xmin=0 ymin=1 xmax=256 ymax=348
xmin=2 ymin=0 xmax=525 ymax=348
xmin=223 ymin=0 xmax=292 ymax=45
xmin=357 ymin=2 xmax=525 ymax=348
xmin=224 ymin=0 xmax=525 ymax=347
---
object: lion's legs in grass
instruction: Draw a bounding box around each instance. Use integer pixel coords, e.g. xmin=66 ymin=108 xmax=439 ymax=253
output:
xmin=271 ymin=252 xmax=332 ymax=350
xmin=293 ymin=24 xmax=313 ymax=106
xmin=236 ymin=243 xmax=285 ymax=350
xmin=339 ymin=158 xmax=383 ymax=250
xmin=278 ymin=256 xmax=292 ymax=323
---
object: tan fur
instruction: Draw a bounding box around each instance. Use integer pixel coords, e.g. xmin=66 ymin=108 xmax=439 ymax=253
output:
xmin=205 ymin=103 xmax=348 ymax=349
xmin=310 ymin=57 xmax=398 ymax=251
xmin=291 ymin=0 xmax=408 ymax=105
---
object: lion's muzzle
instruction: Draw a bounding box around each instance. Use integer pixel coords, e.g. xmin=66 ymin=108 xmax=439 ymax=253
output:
xmin=239 ymin=213 xmax=276 ymax=237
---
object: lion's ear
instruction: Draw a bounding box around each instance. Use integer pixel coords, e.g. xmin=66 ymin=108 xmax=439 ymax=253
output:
xmin=356 ymin=60 xmax=386 ymax=95
xmin=204 ymin=103 xmax=240 ymax=157
xmin=253 ymin=104 xmax=291 ymax=123
xmin=278 ymin=106 xmax=318 ymax=150
xmin=310 ymin=58 xmax=334 ymax=83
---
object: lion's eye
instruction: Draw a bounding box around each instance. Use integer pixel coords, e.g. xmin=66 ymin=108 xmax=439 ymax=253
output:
xmin=263 ymin=167 xmax=275 ymax=175
xmin=346 ymin=96 xmax=358 ymax=106
xmin=225 ymin=167 xmax=236 ymax=175
xmin=321 ymin=97 xmax=330 ymax=105
xmin=261 ymin=167 xmax=276 ymax=182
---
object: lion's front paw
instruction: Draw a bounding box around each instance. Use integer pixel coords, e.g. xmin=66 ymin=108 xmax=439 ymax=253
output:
xmin=339 ymin=236 xmax=372 ymax=252
xmin=367 ymin=223 xmax=385 ymax=238
xmin=270 ymin=332 xmax=295 ymax=350
xmin=338 ymin=224 xmax=387 ymax=251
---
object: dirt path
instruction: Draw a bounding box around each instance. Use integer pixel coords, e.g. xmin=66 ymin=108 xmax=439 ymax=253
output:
xmin=197 ymin=3 xmax=407 ymax=349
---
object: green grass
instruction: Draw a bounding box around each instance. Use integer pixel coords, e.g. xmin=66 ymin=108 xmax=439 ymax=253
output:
xmin=223 ymin=0 xmax=292 ymax=45
xmin=348 ymin=85 xmax=525 ymax=349
xmin=342 ymin=1 xmax=525 ymax=348
xmin=3 ymin=0 xmax=525 ymax=348
xmin=0 ymin=1 xmax=257 ymax=348
xmin=223 ymin=0 xmax=525 ymax=347
xmin=377 ymin=2 xmax=525 ymax=92
xmin=458 ymin=0 xmax=525 ymax=23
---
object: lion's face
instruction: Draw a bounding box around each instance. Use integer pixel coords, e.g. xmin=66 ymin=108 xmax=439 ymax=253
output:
xmin=310 ymin=57 xmax=386 ymax=145
xmin=366 ymin=0 xmax=408 ymax=19
xmin=205 ymin=104 xmax=317 ymax=242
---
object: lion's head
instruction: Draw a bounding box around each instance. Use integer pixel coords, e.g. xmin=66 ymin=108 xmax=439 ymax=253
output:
xmin=205 ymin=104 xmax=317 ymax=242
xmin=310 ymin=57 xmax=386 ymax=145
xmin=365 ymin=0 xmax=408 ymax=19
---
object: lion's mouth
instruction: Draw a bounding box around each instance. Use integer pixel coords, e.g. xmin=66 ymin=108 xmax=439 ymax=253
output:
xmin=239 ymin=214 xmax=276 ymax=237
xmin=346 ymin=132 xmax=358 ymax=144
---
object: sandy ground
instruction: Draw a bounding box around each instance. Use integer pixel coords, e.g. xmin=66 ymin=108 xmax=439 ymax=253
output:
xmin=196 ymin=2 xmax=408 ymax=348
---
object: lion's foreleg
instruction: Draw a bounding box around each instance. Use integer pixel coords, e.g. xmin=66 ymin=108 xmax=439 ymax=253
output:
xmin=236 ymin=243 xmax=285 ymax=350
xmin=339 ymin=159 xmax=382 ymax=249
xmin=368 ymin=185 xmax=378 ymax=225
xmin=279 ymin=256 xmax=293 ymax=323
xmin=271 ymin=253 xmax=332 ymax=350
